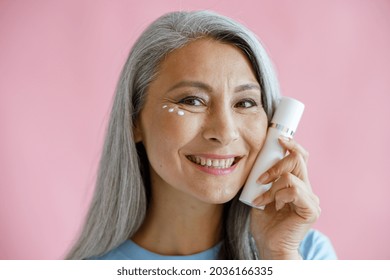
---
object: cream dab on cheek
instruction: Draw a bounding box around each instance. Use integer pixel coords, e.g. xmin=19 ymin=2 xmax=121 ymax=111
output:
xmin=162 ymin=105 xmax=185 ymax=116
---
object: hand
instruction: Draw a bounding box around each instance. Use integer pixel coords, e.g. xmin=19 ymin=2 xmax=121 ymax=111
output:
xmin=250 ymin=137 xmax=321 ymax=259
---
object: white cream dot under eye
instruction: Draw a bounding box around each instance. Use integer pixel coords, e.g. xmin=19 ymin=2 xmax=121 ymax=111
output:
xmin=162 ymin=105 xmax=185 ymax=116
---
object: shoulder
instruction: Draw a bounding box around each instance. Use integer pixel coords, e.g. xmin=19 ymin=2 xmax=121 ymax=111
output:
xmin=299 ymin=229 xmax=337 ymax=260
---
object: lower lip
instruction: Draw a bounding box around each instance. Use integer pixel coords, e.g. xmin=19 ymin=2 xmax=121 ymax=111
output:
xmin=188 ymin=159 xmax=238 ymax=175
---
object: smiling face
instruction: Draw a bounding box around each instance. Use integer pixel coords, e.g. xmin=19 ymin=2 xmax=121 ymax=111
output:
xmin=135 ymin=38 xmax=268 ymax=204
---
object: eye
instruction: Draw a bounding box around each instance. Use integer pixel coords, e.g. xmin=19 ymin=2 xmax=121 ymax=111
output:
xmin=235 ymin=99 xmax=258 ymax=108
xmin=178 ymin=96 xmax=206 ymax=106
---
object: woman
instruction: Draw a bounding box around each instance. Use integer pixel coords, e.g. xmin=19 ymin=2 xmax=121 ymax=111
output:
xmin=66 ymin=10 xmax=336 ymax=260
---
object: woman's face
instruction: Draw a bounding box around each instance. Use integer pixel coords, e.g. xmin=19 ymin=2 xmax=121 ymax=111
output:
xmin=135 ymin=38 xmax=268 ymax=204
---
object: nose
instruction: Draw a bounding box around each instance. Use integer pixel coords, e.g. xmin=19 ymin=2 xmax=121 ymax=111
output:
xmin=202 ymin=106 xmax=239 ymax=146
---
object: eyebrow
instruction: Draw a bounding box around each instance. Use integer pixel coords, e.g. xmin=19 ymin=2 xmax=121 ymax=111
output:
xmin=166 ymin=80 xmax=261 ymax=94
xmin=166 ymin=81 xmax=213 ymax=93
xmin=234 ymin=83 xmax=261 ymax=93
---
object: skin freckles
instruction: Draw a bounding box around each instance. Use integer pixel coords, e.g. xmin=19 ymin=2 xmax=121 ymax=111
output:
xmin=135 ymin=38 xmax=268 ymax=205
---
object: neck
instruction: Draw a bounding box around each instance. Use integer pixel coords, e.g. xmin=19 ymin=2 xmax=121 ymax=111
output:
xmin=132 ymin=181 xmax=224 ymax=256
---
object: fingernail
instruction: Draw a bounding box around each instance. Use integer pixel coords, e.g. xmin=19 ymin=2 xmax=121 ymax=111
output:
xmin=278 ymin=136 xmax=290 ymax=142
xmin=252 ymin=194 xmax=265 ymax=206
xmin=275 ymin=201 xmax=284 ymax=211
xmin=257 ymin=172 xmax=269 ymax=184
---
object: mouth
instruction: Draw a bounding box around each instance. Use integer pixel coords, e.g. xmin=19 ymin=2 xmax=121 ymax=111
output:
xmin=186 ymin=155 xmax=242 ymax=169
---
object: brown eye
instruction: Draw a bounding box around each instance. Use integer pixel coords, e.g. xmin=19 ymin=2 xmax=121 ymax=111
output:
xmin=178 ymin=96 xmax=206 ymax=106
xmin=235 ymin=99 xmax=258 ymax=108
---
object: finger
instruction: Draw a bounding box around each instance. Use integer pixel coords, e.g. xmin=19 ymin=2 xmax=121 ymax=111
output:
xmin=253 ymin=172 xmax=319 ymax=210
xmin=267 ymin=174 xmax=320 ymax=220
xmin=278 ymin=137 xmax=309 ymax=163
xmin=257 ymin=147 xmax=309 ymax=185
xmin=253 ymin=172 xmax=303 ymax=207
xmin=274 ymin=186 xmax=321 ymax=222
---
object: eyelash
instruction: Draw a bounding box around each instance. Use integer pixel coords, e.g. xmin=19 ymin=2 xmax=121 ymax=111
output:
xmin=177 ymin=96 xmax=206 ymax=106
xmin=234 ymin=99 xmax=258 ymax=108
xmin=177 ymin=96 xmax=258 ymax=108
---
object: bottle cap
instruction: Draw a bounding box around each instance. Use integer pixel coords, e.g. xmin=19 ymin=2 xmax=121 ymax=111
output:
xmin=271 ymin=97 xmax=305 ymax=134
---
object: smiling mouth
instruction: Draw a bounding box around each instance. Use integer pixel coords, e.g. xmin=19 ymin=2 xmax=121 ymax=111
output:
xmin=186 ymin=155 xmax=241 ymax=169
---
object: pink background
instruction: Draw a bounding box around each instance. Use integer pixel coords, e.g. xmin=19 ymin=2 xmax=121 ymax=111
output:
xmin=1 ymin=0 xmax=389 ymax=259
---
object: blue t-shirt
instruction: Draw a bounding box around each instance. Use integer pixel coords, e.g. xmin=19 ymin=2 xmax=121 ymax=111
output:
xmin=90 ymin=229 xmax=337 ymax=260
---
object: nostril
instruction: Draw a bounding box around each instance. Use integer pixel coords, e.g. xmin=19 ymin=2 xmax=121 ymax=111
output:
xmin=202 ymin=125 xmax=239 ymax=145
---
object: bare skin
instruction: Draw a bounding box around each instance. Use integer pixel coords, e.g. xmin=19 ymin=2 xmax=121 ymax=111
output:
xmin=133 ymin=38 xmax=320 ymax=259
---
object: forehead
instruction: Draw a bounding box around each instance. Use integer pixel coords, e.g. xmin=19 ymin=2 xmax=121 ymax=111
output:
xmin=154 ymin=38 xmax=258 ymax=85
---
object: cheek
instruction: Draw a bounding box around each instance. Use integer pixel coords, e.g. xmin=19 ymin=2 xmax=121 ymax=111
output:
xmin=159 ymin=110 xmax=199 ymax=141
xmin=142 ymin=109 xmax=204 ymax=186
xmin=142 ymin=107 xmax=201 ymax=154
xmin=242 ymin=115 xmax=268 ymax=158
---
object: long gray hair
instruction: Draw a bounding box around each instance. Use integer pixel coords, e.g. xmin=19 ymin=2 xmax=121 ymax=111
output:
xmin=66 ymin=10 xmax=280 ymax=260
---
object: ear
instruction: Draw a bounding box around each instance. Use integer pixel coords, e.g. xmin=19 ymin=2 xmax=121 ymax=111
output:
xmin=133 ymin=118 xmax=143 ymax=143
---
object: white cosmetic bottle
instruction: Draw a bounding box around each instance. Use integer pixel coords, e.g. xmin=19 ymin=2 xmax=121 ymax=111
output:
xmin=239 ymin=97 xmax=305 ymax=209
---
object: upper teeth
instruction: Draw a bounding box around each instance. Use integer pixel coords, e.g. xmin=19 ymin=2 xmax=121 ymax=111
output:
xmin=187 ymin=156 xmax=235 ymax=169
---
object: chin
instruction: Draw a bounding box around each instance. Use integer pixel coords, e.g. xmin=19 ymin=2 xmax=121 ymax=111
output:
xmin=192 ymin=185 xmax=241 ymax=204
